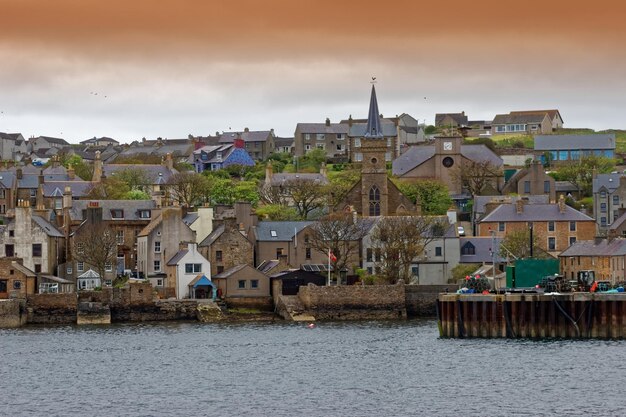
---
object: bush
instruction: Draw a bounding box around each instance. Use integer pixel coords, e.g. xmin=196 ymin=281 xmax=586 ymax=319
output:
xmin=451 ymin=263 xmax=481 ymax=281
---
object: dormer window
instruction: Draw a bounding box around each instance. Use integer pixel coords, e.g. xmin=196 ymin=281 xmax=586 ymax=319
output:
xmin=216 ymin=152 xmax=223 ymax=161
xmin=270 ymin=230 xmax=277 ymax=237
xmin=111 ymin=209 xmax=124 ymax=219
xmin=139 ymin=210 xmax=151 ymax=219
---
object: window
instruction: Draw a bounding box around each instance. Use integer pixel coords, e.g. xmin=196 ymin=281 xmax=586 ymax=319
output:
xmin=305 ymin=247 xmax=311 ymax=260
xmin=316 ymin=144 xmax=325 ymax=150
xmin=139 ymin=210 xmax=151 ymax=219
xmin=0 ymin=280 xmax=7 ymax=293
xmin=569 ymin=221 xmax=576 ymax=232
xmin=77 ymin=262 xmax=84 ymax=272
xmin=270 ymin=230 xmax=277 ymax=237
xmin=524 ymin=181 xmax=530 ymax=193
xmin=614 ymin=195 xmax=620 ymax=206
xmin=600 ymin=191 xmax=607 ymax=198
xmin=385 ymin=152 xmax=391 ymax=162
xmin=276 ymin=248 xmax=284 ymax=258
xmin=238 ymin=280 xmax=246 ymax=289
xmin=375 ymin=249 xmax=382 ymax=262
xmin=336 ymin=144 xmax=344 ymax=152
xmin=154 ymin=241 xmax=161 ymax=253
xmin=316 ymin=134 xmax=325 ymax=141
xmin=435 ymin=247 xmax=442 ymax=257
xmin=76 ymin=242 xmax=84 ymax=255
xmin=0 ymin=189 xmax=4 ymax=199
xmin=116 ymin=230 xmax=124 ymax=245
xmin=601 ymin=217 xmax=607 ymax=227
xmin=569 ymin=236 xmax=577 ymax=246
xmin=367 ymin=267 xmax=373 ymax=275
xmin=154 ymin=260 xmax=161 ymax=271
xmin=369 ymin=185 xmax=381 ymax=216
xmin=412 ymin=266 xmax=419 ymax=277
xmin=105 ymin=262 xmax=112 ymax=272
xmin=387 ymin=138 xmax=392 ymax=147
xmin=354 ymin=138 xmax=361 ymax=148
xmin=217 ymin=266 xmax=224 ymax=274
xmin=548 ymin=221 xmax=555 ymax=232
xmin=461 ymin=242 xmax=476 ymax=255
xmin=216 ymin=250 xmax=223 ymax=261
xmin=185 ymin=263 xmax=202 ymax=274
xmin=251 ymin=280 xmax=259 ymax=289
xmin=601 ymin=203 xmax=607 ymax=213
xmin=55 ymin=198 xmax=62 ymax=210
xmin=32 ymin=243 xmax=42 ymax=257
xmin=337 ymin=134 xmax=344 ymax=140
xmin=558 ymin=151 xmax=568 ymax=160
xmin=353 ymin=152 xmax=363 ymax=162
xmin=548 ymin=237 xmax=556 ymax=251
xmin=570 ymin=150 xmax=580 ymax=160
xmin=5 ymin=244 xmax=14 ymax=257
xmin=544 ymin=181 xmax=550 ymax=193
xmin=0 ymin=205 xmax=5 ymax=214
xmin=495 ymin=126 xmax=505 ymax=133
xmin=65 ymin=266 xmax=71 ymax=275
xmin=216 ymin=152 xmax=223 ymax=161
xmin=9 ymin=230 xmax=14 ymax=237
xmin=366 ymin=248 xmax=373 ymax=262
xmin=156 ymin=279 xmax=163 ymax=287
xmin=305 ymin=144 xmax=312 ymax=151
xmin=498 ymin=222 xmax=505 ymax=232
xmin=111 ymin=209 xmax=124 ymax=219
xmin=304 ymin=134 xmax=311 ymax=140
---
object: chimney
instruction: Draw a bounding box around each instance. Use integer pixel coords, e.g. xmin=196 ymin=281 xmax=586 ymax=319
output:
xmin=325 ymin=118 xmax=331 ymax=127
xmin=558 ymin=194 xmax=566 ymax=213
xmin=348 ymin=115 xmax=353 ymax=127
xmin=63 ymin=186 xmax=73 ymax=209
xmin=85 ymin=202 xmax=103 ymax=224
xmin=67 ymin=164 xmax=75 ymax=180
xmin=92 ymin=151 xmax=103 ymax=182
xmin=52 ymin=155 xmax=60 ymax=168
xmin=142 ymin=137 xmax=146 ymax=143
xmin=36 ymin=182 xmax=45 ymax=211
xmin=265 ymin=162 xmax=274 ymax=183
xmin=592 ymin=168 xmax=598 ymax=180
xmin=516 ymin=199 xmax=524 ymax=214
xmin=244 ymin=127 xmax=249 ymax=133
xmin=164 ymin=153 xmax=174 ymax=170
xmin=38 ymin=169 xmax=44 ymax=185
xmin=16 ymin=168 xmax=22 ymax=179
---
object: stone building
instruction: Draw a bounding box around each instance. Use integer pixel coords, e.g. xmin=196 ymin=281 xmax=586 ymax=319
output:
xmin=593 ymin=173 xmax=626 ymax=235
xmin=212 ymin=264 xmax=271 ymax=309
xmin=294 ymin=118 xmax=349 ymax=158
xmin=218 ymin=128 xmax=275 ymax=161
xmin=477 ymin=196 xmax=596 ymax=257
xmin=501 ymin=160 xmax=556 ymax=202
xmin=136 ymin=207 xmax=196 ymax=296
xmin=335 ymin=85 xmax=417 ymax=217
xmin=0 ymin=257 xmax=37 ymax=299
xmin=199 ymin=218 xmax=254 ymax=276
xmin=560 ymin=238 xmax=626 ymax=283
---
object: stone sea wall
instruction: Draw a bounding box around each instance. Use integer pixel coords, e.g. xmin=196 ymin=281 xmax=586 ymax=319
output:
xmin=0 ymin=299 xmax=27 ymax=328
xmin=405 ymin=285 xmax=451 ymax=317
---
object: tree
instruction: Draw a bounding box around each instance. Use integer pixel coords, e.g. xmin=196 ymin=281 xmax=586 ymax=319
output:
xmin=308 ymin=212 xmax=369 ymax=284
xmin=86 ymin=177 xmax=131 ymax=200
xmin=167 ymin=171 xmax=211 ymax=207
xmin=298 ymin=148 xmax=326 ymax=172
xmin=498 ymin=228 xmax=550 ymax=260
xmin=557 ymin=155 xmax=616 ymax=197
xmin=73 ymin=222 xmax=118 ymax=284
xmin=255 ymin=204 xmax=300 ymax=221
xmin=208 ymin=178 xmax=260 ymax=206
xmin=112 ymin=168 xmax=152 ymax=193
xmin=326 ymin=167 xmax=360 ymax=208
xmin=451 ymin=160 xmax=503 ymax=196
xmin=395 ymin=179 xmax=452 ymax=215
xmin=370 ymin=216 xmax=447 ymax=284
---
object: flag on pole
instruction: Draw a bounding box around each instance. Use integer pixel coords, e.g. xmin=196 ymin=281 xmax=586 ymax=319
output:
xmin=329 ymin=251 xmax=337 ymax=263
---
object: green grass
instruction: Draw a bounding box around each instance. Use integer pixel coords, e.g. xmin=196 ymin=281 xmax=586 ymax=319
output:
xmin=490 ymin=134 xmax=534 ymax=149
xmin=490 ymin=128 xmax=626 ymax=153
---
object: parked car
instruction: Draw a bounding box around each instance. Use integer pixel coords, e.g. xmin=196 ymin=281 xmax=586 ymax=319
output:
xmin=457 ymin=226 xmax=466 ymax=236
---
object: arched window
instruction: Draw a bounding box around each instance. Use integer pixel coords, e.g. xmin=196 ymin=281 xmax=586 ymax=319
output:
xmin=369 ymin=185 xmax=381 ymax=216
xmin=461 ymin=242 xmax=476 ymax=255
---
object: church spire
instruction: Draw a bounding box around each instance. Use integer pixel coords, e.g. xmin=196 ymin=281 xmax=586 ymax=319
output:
xmin=365 ymin=83 xmax=383 ymax=137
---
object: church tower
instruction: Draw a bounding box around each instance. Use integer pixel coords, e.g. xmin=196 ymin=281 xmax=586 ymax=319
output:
xmin=360 ymin=84 xmax=390 ymax=216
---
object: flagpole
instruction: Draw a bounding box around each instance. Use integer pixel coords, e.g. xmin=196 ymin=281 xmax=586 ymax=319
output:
xmin=328 ymin=248 xmax=331 ymax=286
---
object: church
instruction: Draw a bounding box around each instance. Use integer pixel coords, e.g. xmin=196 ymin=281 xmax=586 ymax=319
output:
xmin=335 ymin=84 xmax=418 ymax=217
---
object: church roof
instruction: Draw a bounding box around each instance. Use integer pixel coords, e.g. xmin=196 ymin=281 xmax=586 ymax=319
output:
xmin=365 ymin=84 xmax=384 ymax=138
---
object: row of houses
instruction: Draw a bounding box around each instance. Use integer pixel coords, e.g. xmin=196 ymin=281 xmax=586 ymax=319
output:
xmin=435 ymin=109 xmax=564 ymax=135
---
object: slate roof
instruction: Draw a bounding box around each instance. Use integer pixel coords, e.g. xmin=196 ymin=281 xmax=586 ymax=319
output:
xmin=459 ymin=237 xmax=504 ymax=263
xmin=492 ymin=113 xmax=547 ymax=125
xmin=199 ymin=224 xmax=225 ymax=247
xmin=255 ymin=221 xmax=314 ymax=241
xmin=182 ymin=212 xmax=199 ymax=226
xmin=167 ymin=249 xmax=189 ymax=266
xmin=256 ymin=259 xmax=280 ymax=274
xmin=43 ymin=181 xmax=93 ymax=197
xmin=593 ymin=172 xmax=624 ymax=193
xmin=32 ymin=215 xmax=64 ymax=237
xmin=560 ymin=239 xmax=626 ymax=257
xmin=480 ymin=203 xmax=593 ymax=223
xmin=473 ymin=195 xmax=549 ymax=216
xmin=534 ymin=134 xmax=615 ymax=151
xmin=70 ymin=200 xmax=157 ymax=221
xmin=0 ymin=172 xmax=16 ymax=189
xmin=435 ymin=113 xmax=468 ymax=126
xmin=103 ymin=164 xmax=178 ymax=184
xmin=35 ymin=136 xmax=70 ymax=146
xmin=349 ymin=122 xmax=397 ymax=137
xmin=269 ymin=173 xmax=328 ymax=186
xmin=510 ymin=110 xmax=562 ymax=123
xmin=0 ymin=132 xmax=23 ymax=141
xmin=296 ymin=123 xmax=348 ymax=134
xmin=80 ymin=137 xmax=119 ymax=145
xmin=219 ymin=130 xmax=271 ymax=143
xmin=392 ymin=144 xmax=502 ymax=177
xmin=213 ymin=264 xmax=250 ymax=278
xmin=609 ymin=211 xmax=626 ymax=232
xmin=274 ymin=137 xmax=294 ymax=147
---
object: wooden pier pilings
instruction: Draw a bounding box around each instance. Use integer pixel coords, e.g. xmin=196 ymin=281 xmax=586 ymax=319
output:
xmin=437 ymin=293 xmax=626 ymax=339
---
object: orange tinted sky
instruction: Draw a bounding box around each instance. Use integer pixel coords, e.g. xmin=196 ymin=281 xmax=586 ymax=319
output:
xmin=1 ymin=0 xmax=625 ymax=140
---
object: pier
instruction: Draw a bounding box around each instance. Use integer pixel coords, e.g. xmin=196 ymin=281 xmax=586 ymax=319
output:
xmin=437 ymin=293 xmax=626 ymax=339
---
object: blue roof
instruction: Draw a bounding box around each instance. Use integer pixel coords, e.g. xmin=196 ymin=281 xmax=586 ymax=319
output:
xmin=192 ymin=275 xmax=214 ymax=287
xmin=223 ymin=148 xmax=255 ymax=167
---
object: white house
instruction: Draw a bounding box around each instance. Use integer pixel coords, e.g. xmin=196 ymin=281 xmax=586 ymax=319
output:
xmin=166 ymin=242 xmax=211 ymax=299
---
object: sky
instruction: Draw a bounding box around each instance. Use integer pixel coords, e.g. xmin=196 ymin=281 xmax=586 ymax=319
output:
xmin=1 ymin=0 xmax=625 ymax=143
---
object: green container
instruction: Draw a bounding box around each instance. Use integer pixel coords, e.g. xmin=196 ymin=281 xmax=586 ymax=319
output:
xmin=506 ymin=259 xmax=559 ymax=288
xmin=504 ymin=169 xmax=518 ymax=183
